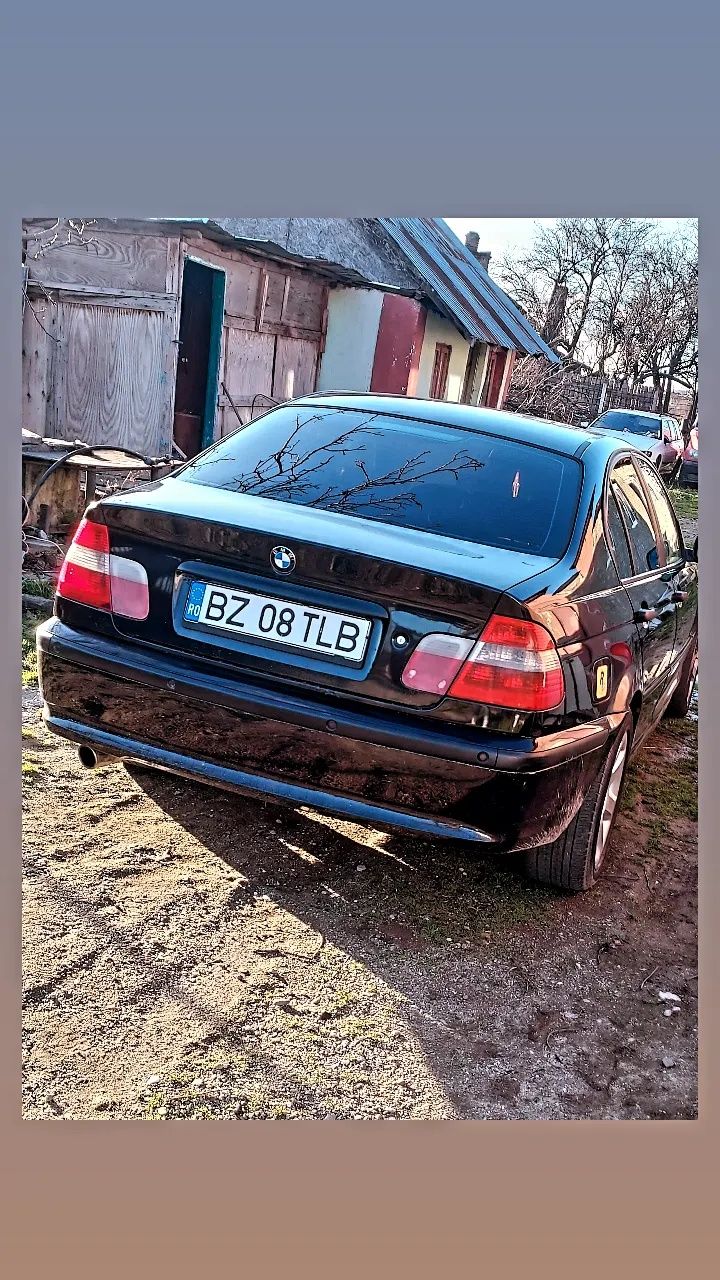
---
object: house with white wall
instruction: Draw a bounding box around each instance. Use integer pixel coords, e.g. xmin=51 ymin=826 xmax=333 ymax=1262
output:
xmin=22 ymin=215 xmax=558 ymax=480
xmin=216 ymin=217 xmax=558 ymax=411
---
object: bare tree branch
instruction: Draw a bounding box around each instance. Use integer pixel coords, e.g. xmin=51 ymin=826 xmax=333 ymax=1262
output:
xmin=498 ymin=219 xmax=697 ymax=423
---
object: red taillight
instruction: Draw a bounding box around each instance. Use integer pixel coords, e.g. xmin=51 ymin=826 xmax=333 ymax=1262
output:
xmin=449 ymin=615 xmax=565 ymax=711
xmin=57 ymin=516 xmax=149 ymax=620
xmin=400 ymin=615 xmax=565 ymax=712
xmin=57 ymin=516 xmax=112 ymax=611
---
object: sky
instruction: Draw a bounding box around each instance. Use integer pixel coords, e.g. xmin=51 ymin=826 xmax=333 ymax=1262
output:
xmin=444 ymin=217 xmax=695 ymax=266
xmin=444 ymin=218 xmax=556 ymax=264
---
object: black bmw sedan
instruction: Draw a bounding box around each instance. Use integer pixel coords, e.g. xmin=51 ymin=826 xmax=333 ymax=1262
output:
xmin=37 ymin=394 xmax=698 ymax=893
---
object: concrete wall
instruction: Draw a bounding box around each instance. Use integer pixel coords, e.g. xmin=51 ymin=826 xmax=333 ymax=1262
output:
xmin=415 ymin=312 xmax=471 ymax=402
xmin=317 ymin=286 xmax=384 ymax=392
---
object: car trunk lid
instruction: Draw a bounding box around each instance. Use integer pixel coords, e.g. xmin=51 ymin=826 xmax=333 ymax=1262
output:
xmin=101 ymin=478 xmax=557 ymax=711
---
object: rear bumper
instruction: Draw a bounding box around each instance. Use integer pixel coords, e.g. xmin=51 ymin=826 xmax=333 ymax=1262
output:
xmin=37 ymin=619 xmax=620 ymax=851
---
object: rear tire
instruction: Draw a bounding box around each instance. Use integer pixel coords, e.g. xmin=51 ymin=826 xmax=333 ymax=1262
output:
xmin=664 ymin=637 xmax=698 ymax=719
xmin=524 ymin=717 xmax=633 ymax=893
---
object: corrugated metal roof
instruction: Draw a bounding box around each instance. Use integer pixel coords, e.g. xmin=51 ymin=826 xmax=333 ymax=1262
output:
xmin=213 ymin=218 xmax=421 ymax=293
xmin=378 ymin=218 xmax=559 ymax=361
xmin=147 ymin=216 xmax=557 ymax=360
xmin=145 ymin=218 xmax=382 ymax=287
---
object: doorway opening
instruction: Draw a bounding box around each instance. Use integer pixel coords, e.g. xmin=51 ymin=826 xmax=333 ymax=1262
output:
xmin=483 ymin=347 xmax=508 ymax=409
xmin=429 ymin=342 xmax=452 ymax=400
xmin=173 ymin=258 xmax=225 ymax=458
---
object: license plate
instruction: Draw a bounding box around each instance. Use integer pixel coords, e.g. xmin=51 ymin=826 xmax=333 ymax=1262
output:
xmin=183 ymin=579 xmax=372 ymax=663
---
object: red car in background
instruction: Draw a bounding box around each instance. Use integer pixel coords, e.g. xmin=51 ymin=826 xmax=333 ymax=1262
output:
xmin=680 ymin=425 xmax=699 ymax=488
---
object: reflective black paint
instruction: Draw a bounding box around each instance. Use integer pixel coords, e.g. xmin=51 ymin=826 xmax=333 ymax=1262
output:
xmin=38 ymin=623 xmax=614 ymax=851
xmin=41 ymin=396 xmax=698 ymax=850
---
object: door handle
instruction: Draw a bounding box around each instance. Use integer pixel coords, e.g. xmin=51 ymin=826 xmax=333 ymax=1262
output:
xmin=654 ymin=591 xmax=680 ymax=614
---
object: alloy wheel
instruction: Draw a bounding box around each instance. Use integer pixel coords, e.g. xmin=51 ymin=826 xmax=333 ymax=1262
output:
xmin=593 ymin=732 xmax=629 ymax=873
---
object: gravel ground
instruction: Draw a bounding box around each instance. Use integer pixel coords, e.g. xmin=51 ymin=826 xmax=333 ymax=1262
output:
xmin=22 ymin=679 xmax=698 ymax=1121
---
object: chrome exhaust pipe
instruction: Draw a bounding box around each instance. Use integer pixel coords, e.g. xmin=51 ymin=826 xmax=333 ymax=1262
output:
xmin=77 ymin=744 xmax=109 ymax=769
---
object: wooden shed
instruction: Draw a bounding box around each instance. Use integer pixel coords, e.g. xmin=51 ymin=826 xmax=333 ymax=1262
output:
xmin=22 ymin=218 xmax=340 ymax=460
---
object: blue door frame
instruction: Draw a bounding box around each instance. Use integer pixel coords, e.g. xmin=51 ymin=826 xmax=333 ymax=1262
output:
xmin=198 ymin=264 xmax=225 ymax=450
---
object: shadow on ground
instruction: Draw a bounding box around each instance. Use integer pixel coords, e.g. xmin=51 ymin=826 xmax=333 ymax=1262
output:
xmin=22 ymin=678 xmax=698 ymax=1121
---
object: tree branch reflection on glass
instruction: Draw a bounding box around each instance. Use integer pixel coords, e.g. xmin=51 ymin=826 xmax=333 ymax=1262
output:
xmin=189 ymin=411 xmax=486 ymax=523
xmin=180 ymin=405 xmax=580 ymax=555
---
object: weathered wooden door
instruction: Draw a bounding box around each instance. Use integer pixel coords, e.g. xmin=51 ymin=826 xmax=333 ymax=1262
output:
xmin=173 ymin=258 xmax=226 ymax=457
xmin=183 ymin=242 xmax=327 ymax=438
xmin=52 ymin=300 xmax=176 ymax=455
xmin=483 ymin=347 xmax=508 ymax=409
xmin=429 ymin=343 xmax=452 ymax=400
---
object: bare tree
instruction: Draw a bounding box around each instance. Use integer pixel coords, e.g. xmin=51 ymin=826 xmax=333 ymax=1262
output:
xmin=499 ymin=218 xmax=698 ymax=423
xmin=499 ymin=218 xmax=653 ymax=367
xmin=616 ymin=226 xmax=698 ymax=413
xmin=504 ymin=357 xmax=602 ymax=424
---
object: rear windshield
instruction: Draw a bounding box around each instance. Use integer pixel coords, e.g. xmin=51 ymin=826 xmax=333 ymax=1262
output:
xmin=594 ymin=410 xmax=662 ymax=439
xmin=179 ymin=406 xmax=582 ymax=558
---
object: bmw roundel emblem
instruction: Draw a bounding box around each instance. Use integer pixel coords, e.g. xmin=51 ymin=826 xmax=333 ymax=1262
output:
xmin=271 ymin=545 xmax=296 ymax=574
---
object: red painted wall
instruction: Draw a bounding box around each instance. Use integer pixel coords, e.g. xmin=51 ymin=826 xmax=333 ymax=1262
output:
xmin=370 ymin=294 xmax=427 ymax=395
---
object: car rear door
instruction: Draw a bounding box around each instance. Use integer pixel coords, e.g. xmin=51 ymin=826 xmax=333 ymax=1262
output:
xmin=633 ymin=456 xmax=698 ymax=672
xmin=664 ymin=418 xmax=684 ymax=474
xmin=608 ymin=457 xmax=677 ymax=735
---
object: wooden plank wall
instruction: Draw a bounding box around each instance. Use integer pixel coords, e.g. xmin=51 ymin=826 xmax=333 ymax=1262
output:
xmin=24 ymin=225 xmax=171 ymax=294
xmin=22 ymin=296 xmax=56 ymax=437
xmin=54 ymin=303 xmax=175 ymax=453
xmin=21 ymin=221 xmax=329 ymax=455
xmin=23 ymin=223 xmax=181 ymax=454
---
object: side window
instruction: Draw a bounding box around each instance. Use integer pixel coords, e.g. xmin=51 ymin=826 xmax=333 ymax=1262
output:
xmin=611 ymin=460 xmax=660 ymax=574
xmin=606 ymin=488 xmax=634 ymax=580
xmin=635 ymin=459 xmax=683 ymax=563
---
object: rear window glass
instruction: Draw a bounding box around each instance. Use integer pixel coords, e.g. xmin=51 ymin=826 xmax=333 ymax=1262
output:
xmin=179 ymin=406 xmax=582 ymax=557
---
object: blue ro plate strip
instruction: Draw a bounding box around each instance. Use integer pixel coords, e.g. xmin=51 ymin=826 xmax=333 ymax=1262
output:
xmin=184 ymin=580 xmax=207 ymax=622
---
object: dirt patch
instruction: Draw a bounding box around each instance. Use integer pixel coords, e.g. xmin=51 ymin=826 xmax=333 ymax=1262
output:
xmin=22 ymin=683 xmax=697 ymax=1120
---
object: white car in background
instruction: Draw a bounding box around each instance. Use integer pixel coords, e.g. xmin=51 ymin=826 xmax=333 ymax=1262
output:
xmin=585 ymin=409 xmax=685 ymax=482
